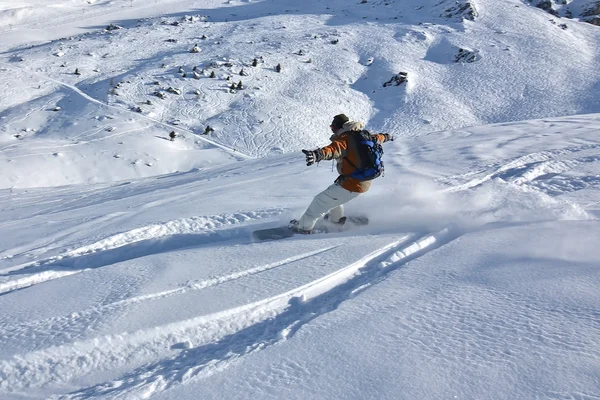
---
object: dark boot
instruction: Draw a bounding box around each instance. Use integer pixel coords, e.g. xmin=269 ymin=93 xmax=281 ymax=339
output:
xmin=289 ymin=219 xmax=312 ymax=234
xmin=324 ymin=214 xmax=346 ymax=226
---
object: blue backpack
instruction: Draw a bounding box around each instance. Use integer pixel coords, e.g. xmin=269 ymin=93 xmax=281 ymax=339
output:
xmin=346 ymin=130 xmax=384 ymax=181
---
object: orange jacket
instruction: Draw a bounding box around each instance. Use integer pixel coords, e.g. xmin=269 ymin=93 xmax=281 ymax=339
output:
xmin=319 ymin=121 xmax=390 ymax=193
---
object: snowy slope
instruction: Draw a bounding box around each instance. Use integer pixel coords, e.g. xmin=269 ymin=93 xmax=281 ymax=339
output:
xmin=2 ymin=0 xmax=600 ymax=187
xmin=1 ymin=113 xmax=599 ymax=399
xmin=0 ymin=0 xmax=599 ymax=399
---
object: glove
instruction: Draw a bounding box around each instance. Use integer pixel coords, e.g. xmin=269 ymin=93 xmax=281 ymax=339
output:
xmin=383 ymin=133 xmax=394 ymax=142
xmin=302 ymin=149 xmax=323 ymax=166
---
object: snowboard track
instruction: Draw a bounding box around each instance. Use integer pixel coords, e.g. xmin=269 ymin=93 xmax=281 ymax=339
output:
xmin=439 ymin=144 xmax=600 ymax=195
xmin=0 ymin=208 xmax=284 ymax=296
xmin=0 ymin=245 xmax=341 ymax=353
xmin=0 ymin=226 xmax=458 ymax=398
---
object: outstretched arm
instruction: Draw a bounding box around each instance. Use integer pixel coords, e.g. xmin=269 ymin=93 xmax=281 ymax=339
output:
xmin=319 ymin=139 xmax=347 ymax=161
xmin=374 ymin=133 xmax=393 ymax=143
xmin=302 ymin=138 xmax=347 ymax=166
xmin=302 ymin=149 xmax=324 ymax=166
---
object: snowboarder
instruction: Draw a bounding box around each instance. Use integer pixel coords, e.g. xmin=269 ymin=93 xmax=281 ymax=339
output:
xmin=169 ymin=130 xmax=176 ymax=141
xmin=290 ymin=114 xmax=393 ymax=234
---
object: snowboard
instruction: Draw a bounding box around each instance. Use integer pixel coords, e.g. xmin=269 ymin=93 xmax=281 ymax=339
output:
xmin=324 ymin=215 xmax=369 ymax=226
xmin=252 ymin=215 xmax=369 ymax=241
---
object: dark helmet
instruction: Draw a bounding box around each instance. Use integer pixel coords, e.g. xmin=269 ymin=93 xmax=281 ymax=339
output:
xmin=330 ymin=114 xmax=349 ymax=130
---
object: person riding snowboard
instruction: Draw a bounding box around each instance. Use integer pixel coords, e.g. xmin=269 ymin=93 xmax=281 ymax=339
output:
xmin=290 ymin=114 xmax=393 ymax=234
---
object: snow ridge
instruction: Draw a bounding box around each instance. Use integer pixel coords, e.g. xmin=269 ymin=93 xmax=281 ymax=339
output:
xmin=0 ymin=208 xmax=284 ymax=295
xmin=440 ymin=143 xmax=600 ymax=194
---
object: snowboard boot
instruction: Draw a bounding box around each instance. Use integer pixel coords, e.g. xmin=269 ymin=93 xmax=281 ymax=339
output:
xmin=288 ymin=219 xmax=312 ymax=234
xmin=323 ymin=214 xmax=347 ymax=226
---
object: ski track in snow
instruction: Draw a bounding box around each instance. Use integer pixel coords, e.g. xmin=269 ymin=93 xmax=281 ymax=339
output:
xmin=0 ymin=208 xmax=284 ymax=295
xmin=0 ymin=228 xmax=458 ymax=398
xmin=439 ymin=143 xmax=600 ymax=195
xmin=0 ymin=61 xmax=253 ymax=160
xmin=0 ymin=244 xmax=341 ymax=355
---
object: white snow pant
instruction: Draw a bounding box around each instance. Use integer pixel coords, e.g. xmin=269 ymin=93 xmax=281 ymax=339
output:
xmin=297 ymin=183 xmax=360 ymax=231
